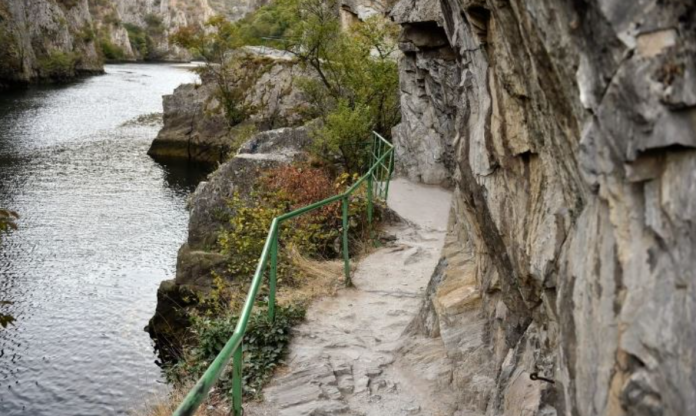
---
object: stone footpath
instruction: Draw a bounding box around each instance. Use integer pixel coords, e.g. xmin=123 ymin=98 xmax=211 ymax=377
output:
xmin=247 ymin=178 xmax=454 ymax=416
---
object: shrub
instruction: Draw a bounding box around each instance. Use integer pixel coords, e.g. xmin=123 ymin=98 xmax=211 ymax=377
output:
xmin=312 ymin=100 xmax=373 ymax=173
xmin=0 ymin=28 xmax=22 ymax=79
xmin=165 ymin=304 xmax=305 ymax=397
xmin=1 ymin=210 xmax=19 ymax=330
xmin=124 ymin=23 xmax=151 ymax=58
xmin=56 ymin=0 xmax=80 ymax=9
xmin=217 ymin=164 xmax=373 ymax=285
xmin=103 ymin=11 xmax=120 ymax=26
xmin=99 ymin=37 xmax=125 ymax=61
xmin=0 ymin=209 xmax=19 ymax=237
xmin=233 ymin=0 xmax=301 ymax=46
xmin=37 ymin=51 xmax=78 ymax=80
xmin=260 ymin=164 xmax=342 ymax=256
xmin=79 ymin=25 xmax=96 ymax=43
xmin=144 ymin=13 xmax=164 ymax=34
xmin=217 ymin=193 xmax=284 ymax=278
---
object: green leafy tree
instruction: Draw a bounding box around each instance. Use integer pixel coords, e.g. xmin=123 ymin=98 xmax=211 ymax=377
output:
xmin=313 ymin=101 xmax=373 ymax=172
xmin=171 ymin=17 xmax=250 ymax=125
xmin=233 ymin=0 xmax=300 ymax=46
xmin=284 ymin=0 xmax=401 ymax=172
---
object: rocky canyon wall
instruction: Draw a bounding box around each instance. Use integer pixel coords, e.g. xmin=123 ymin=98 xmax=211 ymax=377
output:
xmin=0 ymin=0 xmax=103 ymax=86
xmin=93 ymin=0 xmax=215 ymax=62
xmin=392 ymin=0 xmax=696 ymax=415
xmin=0 ymin=0 xmax=270 ymax=86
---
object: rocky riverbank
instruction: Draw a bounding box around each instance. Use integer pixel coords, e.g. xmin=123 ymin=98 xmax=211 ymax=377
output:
xmin=145 ymin=47 xmax=320 ymax=358
xmin=148 ymin=124 xmax=315 ymax=359
xmin=0 ymin=0 xmax=103 ymax=87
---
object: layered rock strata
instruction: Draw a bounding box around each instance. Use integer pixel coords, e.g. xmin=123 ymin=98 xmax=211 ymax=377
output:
xmin=392 ymin=0 xmax=696 ymax=415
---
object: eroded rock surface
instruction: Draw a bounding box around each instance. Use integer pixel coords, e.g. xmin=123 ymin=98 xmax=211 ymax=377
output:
xmin=391 ymin=0 xmax=696 ymax=415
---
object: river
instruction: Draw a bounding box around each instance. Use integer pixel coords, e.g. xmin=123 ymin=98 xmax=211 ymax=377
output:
xmin=0 ymin=64 xmax=204 ymax=415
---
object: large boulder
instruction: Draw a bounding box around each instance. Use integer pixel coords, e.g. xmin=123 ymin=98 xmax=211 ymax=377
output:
xmin=147 ymin=81 xmax=233 ymax=164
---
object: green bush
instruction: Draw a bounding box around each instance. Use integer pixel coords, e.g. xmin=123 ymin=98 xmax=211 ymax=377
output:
xmin=0 ymin=209 xmax=18 ymax=239
xmin=0 ymin=28 xmax=22 ymax=79
xmin=99 ymin=37 xmax=125 ymax=61
xmin=217 ymin=193 xmax=284 ymax=278
xmin=144 ymin=13 xmax=164 ymax=34
xmin=165 ymin=304 xmax=305 ymax=397
xmin=1 ymin=210 xmax=19 ymax=330
xmin=79 ymin=25 xmax=96 ymax=43
xmin=312 ymin=101 xmax=374 ymax=173
xmin=123 ymin=23 xmax=152 ymax=59
xmin=234 ymin=0 xmax=300 ymax=46
xmin=37 ymin=51 xmax=78 ymax=80
xmin=103 ymin=11 xmax=120 ymax=26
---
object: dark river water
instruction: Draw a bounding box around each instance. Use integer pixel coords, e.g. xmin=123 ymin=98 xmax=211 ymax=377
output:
xmin=0 ymin=64 xmax=204 ymax=415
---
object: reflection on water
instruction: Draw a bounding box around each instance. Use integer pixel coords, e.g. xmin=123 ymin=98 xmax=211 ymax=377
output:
xmin=0 ymin=64 xmax=205 ymax=416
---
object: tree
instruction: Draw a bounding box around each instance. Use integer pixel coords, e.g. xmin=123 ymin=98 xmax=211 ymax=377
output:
xmin=284 ymin=0 xmax=401 ymax=172
xmin=171 ymin=17 xmax=250 ymax=126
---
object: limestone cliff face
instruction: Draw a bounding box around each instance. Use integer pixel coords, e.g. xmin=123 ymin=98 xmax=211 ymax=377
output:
xmin=208 ymin=0 xmax=269 ymax=22
xmin=392 ymin=1 xmax=696 ymax=415
xmin=0 ymin=0 xmax=209 ymax=85
xmin=0 ymin=0 xmax=103 ymax=86
xmin=107 ymin=0 xmax=214 ymax=61
xmin=0 ymin=0 xmax=272 ymax=85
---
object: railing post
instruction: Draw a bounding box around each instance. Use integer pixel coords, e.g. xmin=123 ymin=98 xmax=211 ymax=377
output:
xmin=342 ymin=196 xmax=351 ymax=287
xmin=268 ymin=228 xmax=278 ymax=322
xmin=232 ymin=345 xmax=243 ymax=416
xmin=383 ymin=150 xmax=394 ymax=201
xmin=376 ymin=135 xmax=383 ymax=178
xmin=367 ymin=172 xmax=374 ymax=242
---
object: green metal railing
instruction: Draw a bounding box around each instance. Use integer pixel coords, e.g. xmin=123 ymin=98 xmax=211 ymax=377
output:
xmin=172 ymin=132 xmax=394 ymax=416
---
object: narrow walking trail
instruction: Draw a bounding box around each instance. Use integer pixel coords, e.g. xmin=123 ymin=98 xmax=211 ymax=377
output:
xmin=248 ymin=178 xmax=453 ymax=416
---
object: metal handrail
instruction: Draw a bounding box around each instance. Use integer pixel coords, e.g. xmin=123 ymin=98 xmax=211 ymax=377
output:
xmin=172 ymin=132 xmax=394 ymax=416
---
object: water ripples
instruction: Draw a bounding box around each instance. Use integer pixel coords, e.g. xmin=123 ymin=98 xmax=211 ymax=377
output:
xmin=0 ymin=64 xmax=204 ymax=415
